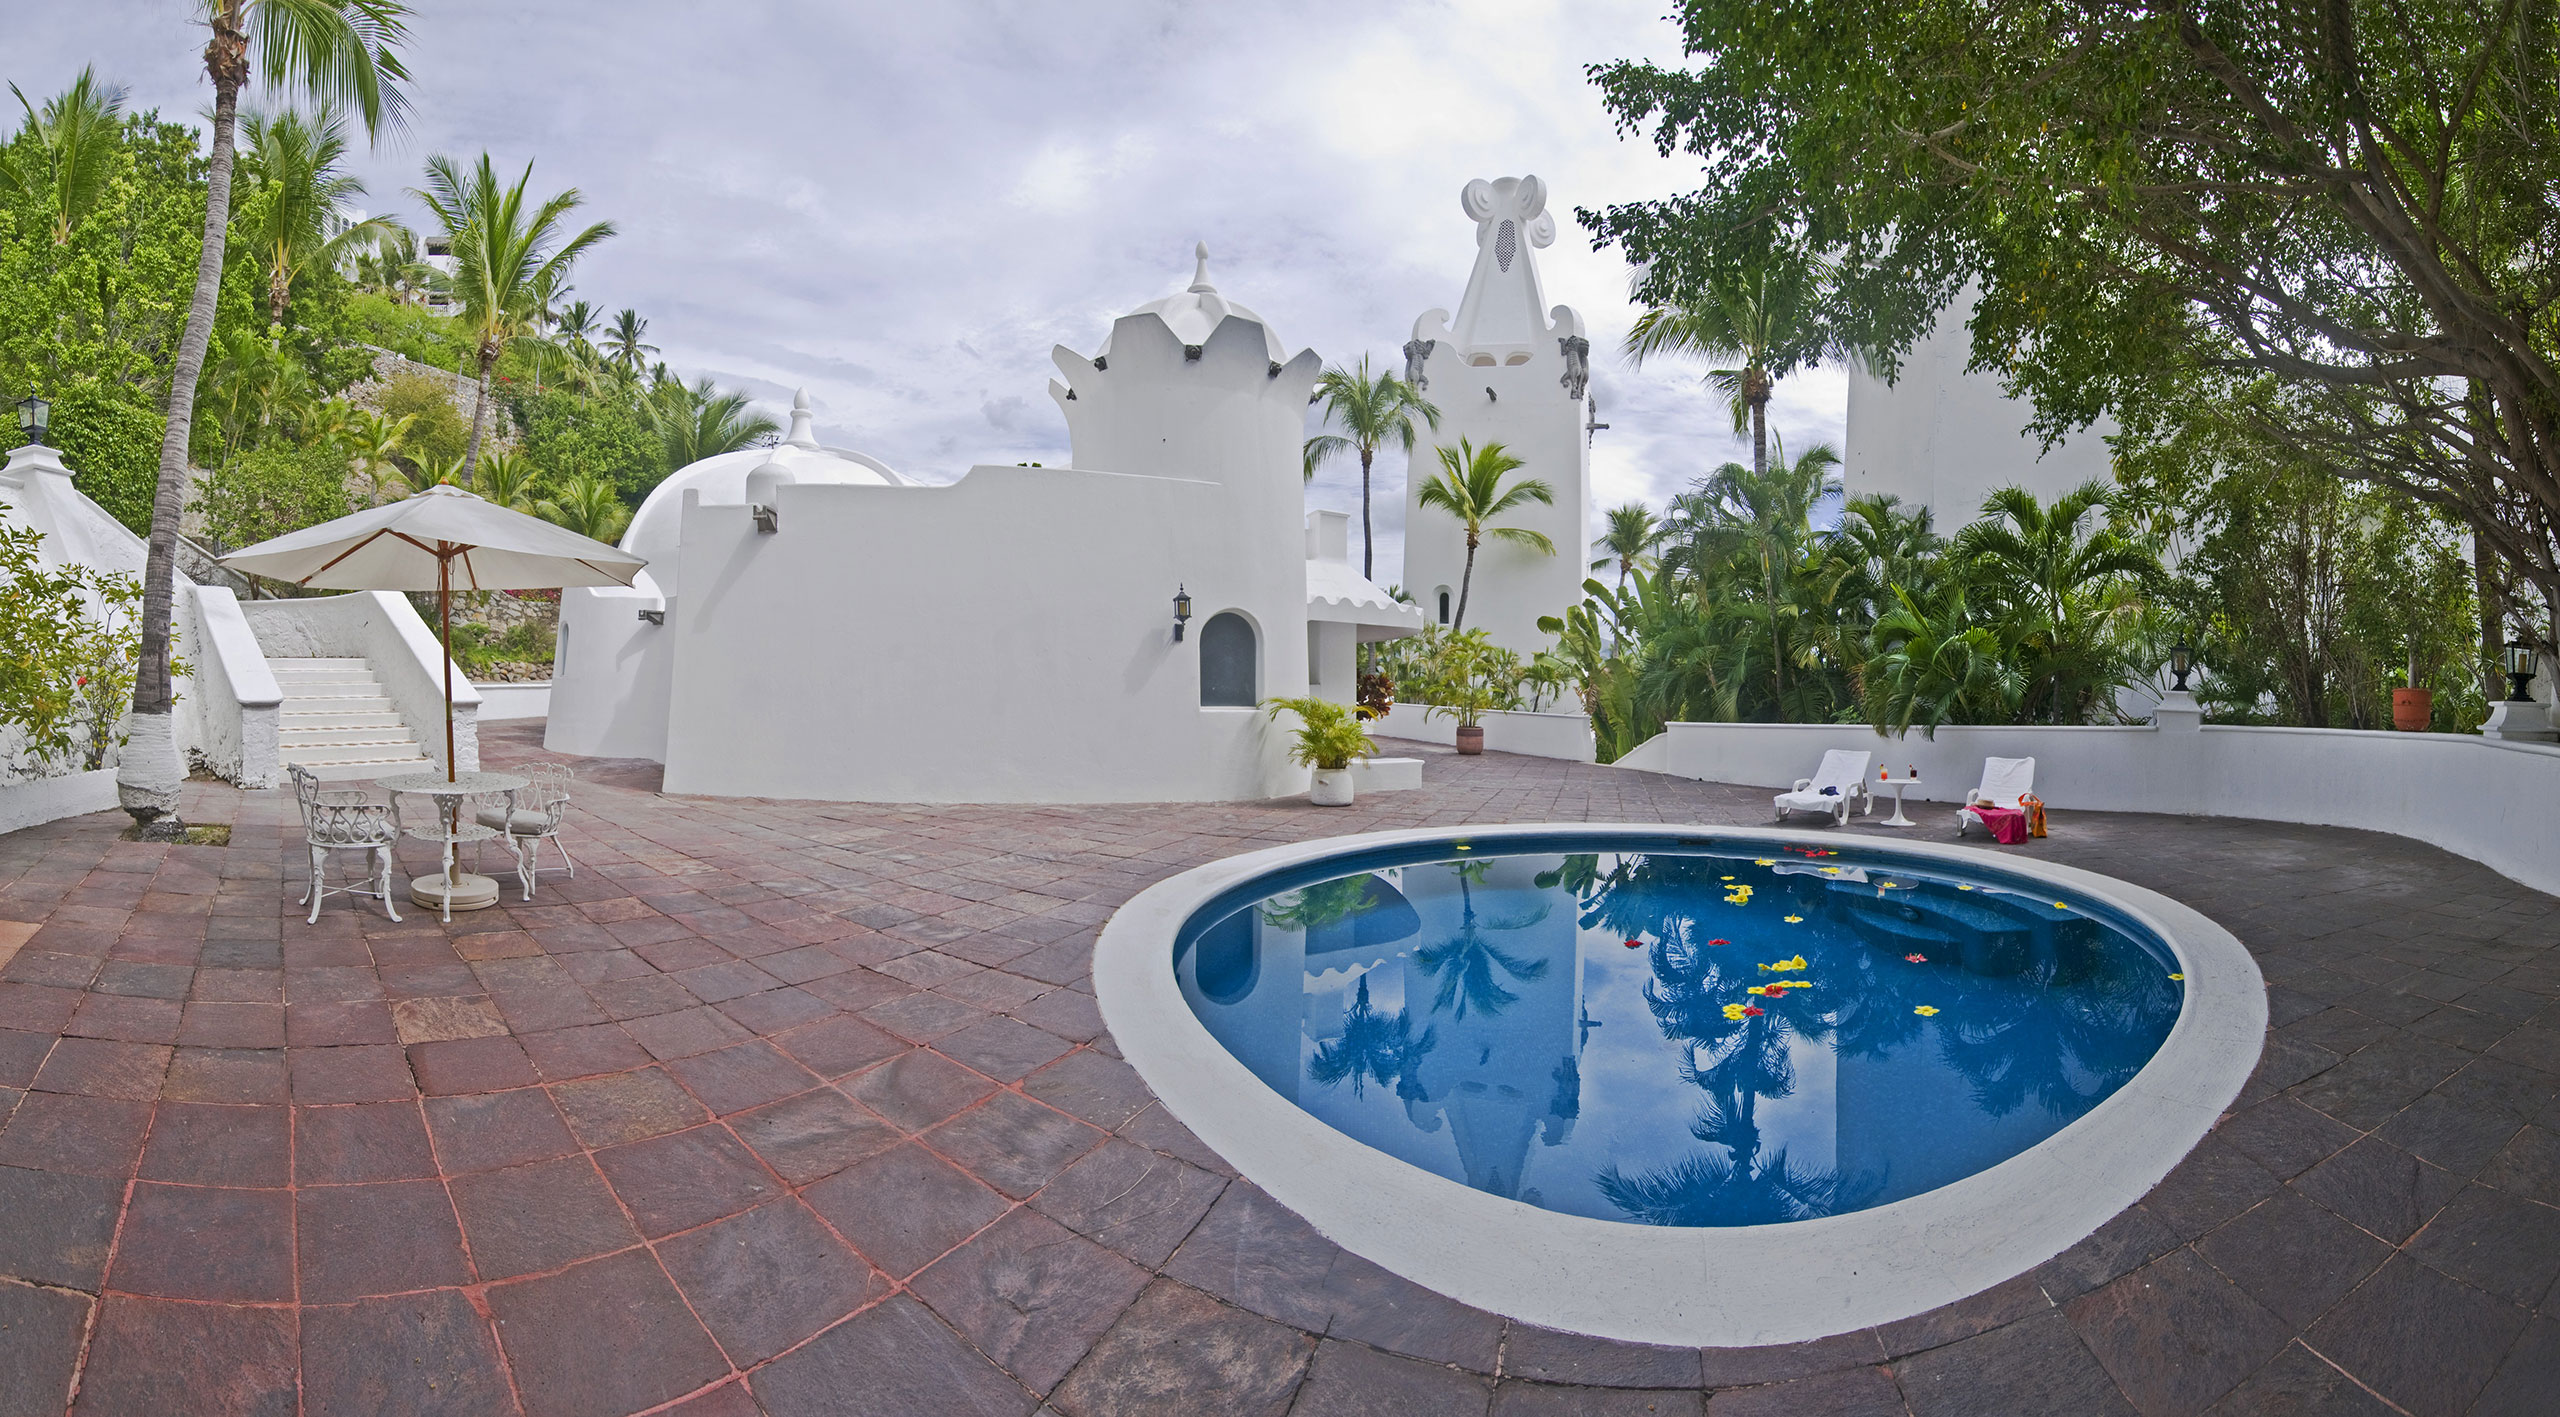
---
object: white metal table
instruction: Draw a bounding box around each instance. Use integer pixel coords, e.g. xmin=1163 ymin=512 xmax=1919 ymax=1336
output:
xmin=1879 ymin=774 xmax=1921 ymax=828
xmin=378 ymin=770 xmax=529 ymax=915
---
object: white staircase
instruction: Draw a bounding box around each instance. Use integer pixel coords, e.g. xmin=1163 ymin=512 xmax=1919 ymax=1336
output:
xmin=270 ymin=658 xmax=437 ymax=781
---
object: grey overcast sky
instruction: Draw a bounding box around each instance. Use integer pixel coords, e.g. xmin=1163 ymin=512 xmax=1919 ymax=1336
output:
xmin=14 ymin=0 xmax=1850 ymax=576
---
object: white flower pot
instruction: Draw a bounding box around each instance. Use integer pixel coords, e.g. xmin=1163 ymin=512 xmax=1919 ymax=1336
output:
xmin=1310 ymin=768 xmax=1354 ymax=806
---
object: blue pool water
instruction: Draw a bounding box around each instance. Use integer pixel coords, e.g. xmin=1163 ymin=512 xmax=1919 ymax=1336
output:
xmin=1173 ymin=835 xmax=2183 ymax=1228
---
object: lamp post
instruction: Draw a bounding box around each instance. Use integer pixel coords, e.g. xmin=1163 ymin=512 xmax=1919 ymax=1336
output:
xmin=2169 ymin=639 xmax=2193 ymax=692
xmin=2504 ymin=636 xmax=2538 ymax=702
xmin=1171 ymin=586 xmax=1193 ymax=642
xmin=13 ymin=393 xmax=50 ymax=447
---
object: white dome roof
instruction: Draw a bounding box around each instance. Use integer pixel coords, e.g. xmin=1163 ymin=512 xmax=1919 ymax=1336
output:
xmin=1100 ymin=243 xmax=1287 ymax=363
xmin=622 ymin=388 xmax=901 ymax=599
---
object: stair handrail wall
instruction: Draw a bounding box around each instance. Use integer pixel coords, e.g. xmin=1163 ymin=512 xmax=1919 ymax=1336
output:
xmin=188 ymin=586 xmax=283 ymax=788
xmin=238 ymin=591 xmax=482 ymax=776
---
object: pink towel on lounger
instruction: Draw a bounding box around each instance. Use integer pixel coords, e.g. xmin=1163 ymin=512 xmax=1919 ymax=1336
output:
xmin=1968 ymin=806 xmax=2029 ymax=845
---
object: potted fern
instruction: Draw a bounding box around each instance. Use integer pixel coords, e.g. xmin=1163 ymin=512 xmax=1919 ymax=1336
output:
xmin=1264 ymin=696 xmax=1376 ymax=805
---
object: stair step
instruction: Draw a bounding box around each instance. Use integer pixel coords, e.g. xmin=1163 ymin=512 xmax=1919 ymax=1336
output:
xmin=280 ymin=730 xmax=420 ymax=750
xmin=279 ymin=710 xmax=406 ymax=731
xmin=295 ymin=756 xmax=435 ymax=782
xmin=282 ymin=741 xmax=433 ymax=766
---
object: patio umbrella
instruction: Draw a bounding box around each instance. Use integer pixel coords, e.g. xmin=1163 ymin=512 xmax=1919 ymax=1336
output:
xmin=217 ymin=483 xmax=647 ymax=781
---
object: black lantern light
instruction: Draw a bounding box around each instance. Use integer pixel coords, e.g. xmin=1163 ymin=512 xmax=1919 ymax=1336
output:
xmin=2169 ymin=639 xmax=2193 ymax=692
xmin=13 ymin=392 xmax=50 ymax=446
xmin=2504 ymin=635 xmax=2538 ymax=702
xmin=1172 ymin=585 xmax=1193 ymax=642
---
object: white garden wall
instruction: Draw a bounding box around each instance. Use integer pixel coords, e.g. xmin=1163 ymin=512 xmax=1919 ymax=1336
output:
xmin=1614 ymin=717 xmax=2560 ymax=897
xmin=0 ymin=770 xmax=119 ymax=836
xmin=189 ymin=587 xmax=281 ymax=787
xmin=1377 ymin=703 xmax=1596 ymax=762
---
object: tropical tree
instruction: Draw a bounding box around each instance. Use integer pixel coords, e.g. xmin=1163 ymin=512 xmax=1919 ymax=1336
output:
xmin=409 ymin=152 xmax=615 ymax=486
xmin=1416 ymin=438 xmax=1555 ymax=632
xmin=1591 ymin=502 xmax=1665 ymax=586
xmin=1862 ymin=581 xmax=2023 ymax=737
xmin=647 ymin=377 xmax=777 ymax=470
xmin=534 ymin=472 xmax=631 ymax=544
xmin=1412 ymin=863 xmax=1551 ymax=1021
xmin=1308 ymin=975 xmax=1435 ymax=1102
xmin=1 ymin=67 xmax=127 ymax=245
xmin=1656 ymin=442 xmax=1844 ymax=719
xmin=471 ymin=447 xmax=537 ymax=511
xmin=1623 ymin=256 xmax=1836 ymax=479
xmin=234 ymin=105 xmax=395 ymax=325
xmin=1304 ymin=355 xmax=1439 ymax=579
xmin=350 ymin=223 xmax=428 ymax=304
xmin=1954 ymin=483 xmax=2161 ymax=723
xmin=603 ymin=307 xmax=656 ymax=378
xmin=123 ymin=0 xmax=412 ymax=830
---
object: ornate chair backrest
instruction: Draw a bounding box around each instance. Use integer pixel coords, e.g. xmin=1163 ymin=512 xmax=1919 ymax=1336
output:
xmin=520 ymin=763 xmax=574 ymax=830
xmin=292 ymin=766 xmax=395 ymax=848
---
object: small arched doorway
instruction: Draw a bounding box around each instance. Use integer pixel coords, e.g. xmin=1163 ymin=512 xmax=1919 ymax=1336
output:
xmin=1199 ymin=611 xmax=1257 ymax=707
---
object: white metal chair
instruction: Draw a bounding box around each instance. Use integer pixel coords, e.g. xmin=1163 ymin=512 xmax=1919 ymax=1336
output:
xmin=390 ymin=786 xmax=509 ymax=923
xmin=1955 ymin=756 xmax=2037 ymax=836
xmin=1774 ymin=749 xmax=1874 ymax=825
xmin=289 ymin=764 xmax=401 ymax=925
xmin=478 ymin=762 xmax=576 ymax=900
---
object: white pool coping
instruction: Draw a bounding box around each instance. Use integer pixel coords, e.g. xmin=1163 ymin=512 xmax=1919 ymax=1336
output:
xmin=1093 ymin=823 xmax=2267 ymax=1348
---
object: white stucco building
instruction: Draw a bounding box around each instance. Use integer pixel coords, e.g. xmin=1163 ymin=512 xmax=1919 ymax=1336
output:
xmin=1400 ymin=176 xmax=1594 ymax=654
xmin=545 ymin=249 xmax=1417 ymax=803
xmin=1844 ymin=288 xmax=2115 ymax=525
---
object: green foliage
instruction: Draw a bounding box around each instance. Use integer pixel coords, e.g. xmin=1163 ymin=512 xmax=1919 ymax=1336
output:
xmin=534 ymin=472 xmax=631 ymax=544
xmin=443 ymin=618 xmax=553 ymax=675
xmin=191 ymin=439 xmax=353 ymax=554
xmin=1305 ymin=354 xmax=1438 ymax=577
xmin=1415 ymin=438 xmax=1556 ymax=632
xmin=377 ymin=370 xmax=466 ymax=471
xmin=647 ymin=376 xmax=776 ymax=470
xmin=510 ymin=384 xmax=665 ymax=503
xmin=0 ymin=380 xmax=165 ymax=537
xmin=0 ymin=513 xmax=145 ymax=775
xmin=346 ymin=289 xmax=467 ymax=370
xmin=1389 ymin=628 xmax=1523 ymax=730
xmin=1262 ymin=695 xmax=1377 ymax=771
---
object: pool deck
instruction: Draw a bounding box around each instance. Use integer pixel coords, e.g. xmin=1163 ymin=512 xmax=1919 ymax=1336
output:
xmin=0 ymin=722 xmax=2551 ymax=1415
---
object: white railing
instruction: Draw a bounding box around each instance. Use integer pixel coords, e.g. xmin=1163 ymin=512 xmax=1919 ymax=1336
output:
xmin=1613 ymin=714 xmax=2560 ymax=896
xmin=187 ymin=586 xmax=282 ymax=787
xmin=238 ymin=591 xmax=481 ymax=774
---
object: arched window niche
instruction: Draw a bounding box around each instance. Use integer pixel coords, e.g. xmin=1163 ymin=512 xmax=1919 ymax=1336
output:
xmin=1199 ymin=611 xmax=1258 ymax=707
xmin=1435 ymin=587 xmax=1453 ymax=626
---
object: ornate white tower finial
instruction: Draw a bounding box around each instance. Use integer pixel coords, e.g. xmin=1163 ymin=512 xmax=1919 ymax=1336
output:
xmin=785 ymin=388 xmax=819 ymax=449
xmin=1188 ymin=241 xmax=1215 ymax=294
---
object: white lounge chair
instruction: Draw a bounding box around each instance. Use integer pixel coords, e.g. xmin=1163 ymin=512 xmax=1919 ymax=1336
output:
xmin=1774 ymin=749 xmax=1873 ymax=825
xmin=1955 ymin=756 xmax=2037 ymax=836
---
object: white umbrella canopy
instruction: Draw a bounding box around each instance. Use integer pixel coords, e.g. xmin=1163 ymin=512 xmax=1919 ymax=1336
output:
xmin=218 ymin=483 xmax=646 ymax=592
xmin=220 ymin=484 xmax=647 ymax=782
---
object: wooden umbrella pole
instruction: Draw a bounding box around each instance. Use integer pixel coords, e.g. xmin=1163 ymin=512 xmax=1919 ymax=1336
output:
xmin=440 ymin=550 xmax=456 ymax=783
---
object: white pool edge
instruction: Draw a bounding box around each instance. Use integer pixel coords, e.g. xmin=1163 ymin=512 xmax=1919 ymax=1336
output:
xmin=1093 ymin=822 xmax=2267 ymax=1348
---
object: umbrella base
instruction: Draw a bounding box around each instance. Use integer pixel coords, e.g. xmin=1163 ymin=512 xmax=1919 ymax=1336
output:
xmin=409 ymin=871 xmax=503 ymax=912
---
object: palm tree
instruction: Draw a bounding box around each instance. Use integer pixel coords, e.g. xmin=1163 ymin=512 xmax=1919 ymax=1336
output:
xmin=551 ymin=298 xmax=601 ymax=367
xmin=235 ymin=105 xmax=396 ymax=325
xmin=1657 ymin=442 xmax=1843 ymax=718
xmin=2 ymin=67 xmax=128 ymax=245
xmin=648 ymin=377 xmax=779 ymax=470
xmin=1955 ymin=482 xmax=2163 ymax=722
xmin=604 ymin=307 xmax=657 ymax=378
xmin=1624 ymin=258 xmax=1833 ymax=479
xmin=351 ymin=223 xmax=428 ymax=303
xmin=1416 ymin=438 xmax=1556 ymax=632
xmin=1591 ymin=502 xmax=1665 ymax=586
xmin=471 ymin=448 xmax=537 ymax=511
xmin=534 ymin=473 xmax=631 ymax=544
xmin=1308 ymin=975 xmax=1436 ymax=1101
xmin=1411 ymin=864 xmax=1551 ymax=1020
xmin=1304 ymin=355 xmax=1439 ymax=578
xmin=410 ymin=152 xmax=615 ymax=487
xmin=123 ymin=0 xmax=410 ymax=831
xmin=1863 ymin=581 xmax=2024 ymax=736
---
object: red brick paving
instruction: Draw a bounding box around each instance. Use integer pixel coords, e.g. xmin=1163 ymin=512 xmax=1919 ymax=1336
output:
xmin=0 ymin=721 xmax=2552 ymax=1412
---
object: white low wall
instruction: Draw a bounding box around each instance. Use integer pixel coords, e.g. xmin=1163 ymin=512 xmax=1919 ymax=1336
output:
xmin=1377 ymin=704 xmax=1597 ymax=763
xmin=1615 ymin=718 xmax=2560 ymax=897
xmin=475 ymin=682 xmax=550 ymax=722
xmin=188 ymin=587 xmax=281 ymax=787
xmin=0 ymin=769 xmax=118 ymax=836
xmin=240 ymin=591 xmax=481 ymax=774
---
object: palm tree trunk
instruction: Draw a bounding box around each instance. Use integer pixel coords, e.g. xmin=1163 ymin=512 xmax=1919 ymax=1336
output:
xmin=1359 ymin=445 xmax=1375 ymax=580
xmin=1748 ymin=376 xmax=1769 ymax=480
xmin=460 ymin=345 xmax=495 ymax=488
xmin=122 ymin=11 xmax=247 ymax=826
xmin=1453 ymin=529 xmax=1479 ymax=632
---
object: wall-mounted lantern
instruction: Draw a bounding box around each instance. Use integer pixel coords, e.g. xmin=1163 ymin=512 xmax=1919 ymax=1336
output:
xmin=1172 ymin=585 xmax=1193 ymax=642
xmin=2169 ymin=639 xmax=2193 ymax=691
xmin=637 ymin=608 xmax=665 ymax=626
xmin=14 ymin=392 xmax=50 ymax=445
xmin=2505 ymin=635 xmax=2538 ymax=701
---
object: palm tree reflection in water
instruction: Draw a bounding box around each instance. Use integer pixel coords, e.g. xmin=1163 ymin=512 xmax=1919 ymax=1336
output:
xmin=1308 ymin=975 xmax=1435 ymax=1102
xmin=1412 ymin=861 xmax=1552 ymax=1021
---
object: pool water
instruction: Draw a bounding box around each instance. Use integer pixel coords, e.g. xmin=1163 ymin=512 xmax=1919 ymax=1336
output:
xmin=1173 ymin=836 xmax=2183 ymax=1228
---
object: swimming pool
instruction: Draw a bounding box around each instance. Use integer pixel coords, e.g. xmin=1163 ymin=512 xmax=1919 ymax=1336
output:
xmin=1095 ymin=825 xmax=2265 ymax=1346
xmin=1172 ymin=835 xmax=2183 ymax=1229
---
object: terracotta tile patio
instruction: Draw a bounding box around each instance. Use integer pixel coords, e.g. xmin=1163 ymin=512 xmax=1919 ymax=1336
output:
xmin=0 ymin=720 xmax=2554 ymax=1414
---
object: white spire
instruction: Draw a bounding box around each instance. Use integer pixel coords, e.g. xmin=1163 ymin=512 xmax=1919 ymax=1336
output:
xmin=1188 ymin=241 xmax=1215 ymax=294
xmin=784 ymin=387 xmax=819 ymax=449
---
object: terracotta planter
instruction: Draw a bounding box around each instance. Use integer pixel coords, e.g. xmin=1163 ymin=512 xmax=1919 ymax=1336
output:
xmin=1455 ymin=725 xmax=1485 ymax=755
xmin=1310 ymin=768 xmax=1354 ymax=807
xmin=2392 ymin=687 xmax=2434 ymax=732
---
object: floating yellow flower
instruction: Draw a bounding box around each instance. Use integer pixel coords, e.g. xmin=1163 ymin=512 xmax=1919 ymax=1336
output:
xmin=1721 ymin=875 xmax=1734 ymax=881
xmin=2053 ymin=901 xmax=2068 ymax=910
xmin=1914 ymin=1005 xmax=1940 ymax=1017
xmin=1755 ymin=859 xmax=1775 ymax=867
xmin=1957 ymin=884 xmax=1974 ymax=891
xmin=2168 ymin=973 xmax=2184 ymax=981
xmin=1723 ymin=1002 xmax=1751 ymax=1021
xmin=1745 ymin=985 xmax=1770 ymax=997
xmin=1783 ymin=914 xmax=1804 ymax=923
xmin=1757 ymin=956 xmax=1807 ymax=973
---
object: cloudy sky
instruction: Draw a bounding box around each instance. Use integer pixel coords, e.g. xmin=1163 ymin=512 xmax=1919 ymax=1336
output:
xmin=18 ymin=0 xmax=1851 ymax=576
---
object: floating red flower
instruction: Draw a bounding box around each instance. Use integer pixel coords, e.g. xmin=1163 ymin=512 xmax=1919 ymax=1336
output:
xmin=1707 ymin=938 xmax=1729 ymax=947
xmin=1904 ymin=953 xmax=1926 ymax=963
xmin=1742 ymin=1005 xmax=1764 ymax=1016
xmin=1623 ymin=938 xmax=1643 ymax=949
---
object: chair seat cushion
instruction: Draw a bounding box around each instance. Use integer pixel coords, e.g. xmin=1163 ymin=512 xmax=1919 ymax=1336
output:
xmin=1774 ymin=790 xmax=1838 ymax=811
xmin=476 ymin=808 xmax=555 ymax=834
